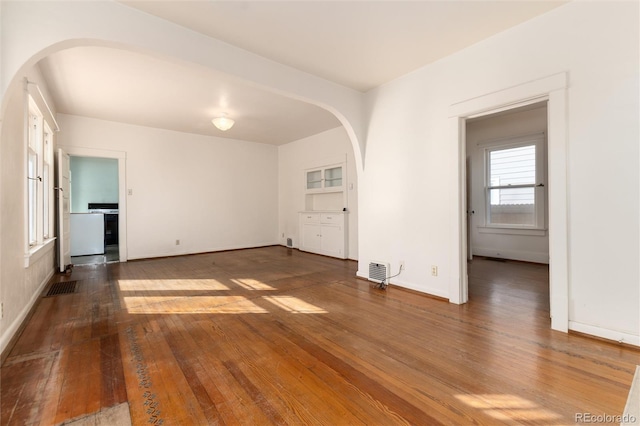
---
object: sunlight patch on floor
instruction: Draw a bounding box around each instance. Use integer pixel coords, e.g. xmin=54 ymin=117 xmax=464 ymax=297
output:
xmin=123 ymin=296 xmax=269 ymax=314
xmin=456 ymin=394 xmax=562 ymax=422
xmin=118 ymin=279 xmax=230 ymax=291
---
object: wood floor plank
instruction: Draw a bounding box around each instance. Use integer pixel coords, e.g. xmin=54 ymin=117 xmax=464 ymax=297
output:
xmin=2 ymin=247 xmax=639 ymax=425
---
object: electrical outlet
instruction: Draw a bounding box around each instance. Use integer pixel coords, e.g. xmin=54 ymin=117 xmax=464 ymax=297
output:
xmin=128 ymin=189 xmax=133 ymax=196
xmin=176 ymin=239 xmax=180 ymax=245
xmin=431 ymin=265 xmax=438 ymax=277
xmin=282 ymin=233 xmax=285 ymax=238
xmin=399 ymin=260 xmax=405 ymax=271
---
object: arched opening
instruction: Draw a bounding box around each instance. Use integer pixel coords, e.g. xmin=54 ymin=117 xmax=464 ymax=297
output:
xmin=2 ymin=41 xmax=363 ymax=266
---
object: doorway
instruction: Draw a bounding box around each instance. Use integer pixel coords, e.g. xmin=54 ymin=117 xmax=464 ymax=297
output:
xmin=465 ymin=102 xmax=550 ymax=314
xmin=448 ymin=72 xmax=569 ymax=332
xmin=69 ymin=156 xmax=119 ymax=265
xmin=466 ymin=102 xmax=549 ymax=264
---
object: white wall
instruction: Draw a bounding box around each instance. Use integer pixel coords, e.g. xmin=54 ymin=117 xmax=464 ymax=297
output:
xmin=360 ymin=2 xmax=639 ymax=343
xmin=1 ymin=0 xmax=637 ymax=349
xmin=70 ymin=156 xmax=118 ymax=213
xmin=278 ymin=126 xmax=358 ymax=259
xmin=57 ymin=114 xmax=279 ymax=260
xmin=466 ymin=105 xmax=549 ymax=263
xmin=0 ymin=66 xmax=58 ymax=355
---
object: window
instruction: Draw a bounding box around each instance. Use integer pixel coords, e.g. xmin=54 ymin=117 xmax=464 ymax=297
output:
xmin=43 ymin=124 xmax=53 ymax=239
xmin=485 ymin=134 xmax=546 ymax=229
xmin=26 ymin=95 xmax=55 ymax=253
xmin=27 ymin=104 xmax=41 ymax=246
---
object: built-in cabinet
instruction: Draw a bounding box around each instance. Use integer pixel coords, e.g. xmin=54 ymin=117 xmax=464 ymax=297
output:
xmin=299 ymin=212 xmax=347 ymax=259
xmin=299 ymin=162 xmax=348 ymax=259
xmin=306 ymin=165 xmax=344 ymax=192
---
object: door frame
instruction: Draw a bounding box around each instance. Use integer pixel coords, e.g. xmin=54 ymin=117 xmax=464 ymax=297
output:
xmin=448 ymin=72 xmax=569 ymax=332
xmin=59 ymin=146 xmax=128 ymax=263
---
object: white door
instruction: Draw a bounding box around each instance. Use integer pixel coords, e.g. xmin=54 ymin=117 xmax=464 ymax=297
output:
xmin=301 ymin=223 xmax=322 ymax=251
xmin=57 ymin=148 xmax=71 ymax=272
xmin=320 ymin=224 xmax=343 ymax=258
xmin=466 ymin=157 xmax=473 ymax=261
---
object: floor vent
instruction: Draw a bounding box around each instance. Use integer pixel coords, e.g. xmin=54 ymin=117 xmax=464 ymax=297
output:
xmin=45 ymin=281 xmax=78 ymax=297
xmin=368 ymin=262 xmax=390 ymax=284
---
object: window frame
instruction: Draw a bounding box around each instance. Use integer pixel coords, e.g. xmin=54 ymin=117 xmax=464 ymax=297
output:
xmin=25 ymin=94 xmax=56 ymax=265
xmin=482 ymin=133 xmax=547 ymax=232
xmin=43 ymin=123 xmax=53 ymax=239
xmin=27 ymin=101 xmax=42 ymax=247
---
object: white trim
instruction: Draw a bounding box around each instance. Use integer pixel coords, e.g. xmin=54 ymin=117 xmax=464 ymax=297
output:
xmin=569 ymin=321 xmax=640 ymax=347
xmin=448 ymin=72 xmax=569 ymax=332
xmin=390 ymin=277 xmax=449 ymax=300
xmin=26 ymin=80 xmax=60 ymax=132
xmin=478 ymin=227 xmax=546 ymax=236
xmin=483 ymin=135 xmax=546 ymax=230
xmin=128 ymin=241 xmax=279 ymax=261
xmin=355 ymin=271 xmax=449 ymax=299
xmin=472 ymin=247 xmax=549 ymax=264
xmin=24 ymin=237 xmax=56 ymax=268
xmin=449 ymin=72 xmax=566 ymax=118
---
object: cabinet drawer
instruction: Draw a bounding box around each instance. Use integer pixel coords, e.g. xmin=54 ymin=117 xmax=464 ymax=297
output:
xmin=320 ymin=213 xmax=342 ymax=225
xmin=301 ymin=212 xmax=320 ymax=223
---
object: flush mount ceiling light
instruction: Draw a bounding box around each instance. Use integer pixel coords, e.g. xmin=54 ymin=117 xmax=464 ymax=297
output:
xmin=212 ymin=114 xmax=235 ymax=131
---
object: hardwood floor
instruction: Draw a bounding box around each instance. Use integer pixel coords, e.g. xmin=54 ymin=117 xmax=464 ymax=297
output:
xmin=2 ymin=247 xmax=638 ymax=425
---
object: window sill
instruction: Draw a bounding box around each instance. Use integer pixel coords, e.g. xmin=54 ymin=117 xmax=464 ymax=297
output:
xmin=478 ymin=226 xmax=547 ymax=237
xmin=24 ymin=237 xmax=56 ymax=268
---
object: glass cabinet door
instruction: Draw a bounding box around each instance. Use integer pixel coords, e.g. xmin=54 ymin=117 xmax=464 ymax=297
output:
xmin=306 ymin=169 xmax=322 ymax=190
xmin=324 ymin=166 xmax=342 ymax=188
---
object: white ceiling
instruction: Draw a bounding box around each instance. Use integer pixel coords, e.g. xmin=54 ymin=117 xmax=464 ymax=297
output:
xmin=39 ymin=47 xmax=342 ymax=145
xmin=38 ymin=0 xmax=567 ymax=145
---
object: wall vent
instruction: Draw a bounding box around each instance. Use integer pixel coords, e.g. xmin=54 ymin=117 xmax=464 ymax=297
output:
xmin=45 ymin=280 xmax=78 ymax=297
xmin=286 ymin=238 xmax=293 ymax=248
xmin=368 ymin=262 xmax=390 ymax=284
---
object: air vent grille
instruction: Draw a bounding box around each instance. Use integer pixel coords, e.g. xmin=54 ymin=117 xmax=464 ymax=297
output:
xmin=368 ymin=262 xmax=390 ymax=284
xmin=45 ymin=281 xmax=78 ymax=297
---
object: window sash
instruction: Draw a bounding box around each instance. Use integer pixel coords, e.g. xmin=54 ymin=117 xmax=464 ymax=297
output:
xmin=28 ymin=148 xmax=38 ymax=246
xmin=484 ymin=136 xmax=546 ymax=229
xmin=26 ymin=96 xmax=55 ymax=252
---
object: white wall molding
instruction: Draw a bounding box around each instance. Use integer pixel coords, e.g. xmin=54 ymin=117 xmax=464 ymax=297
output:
xmin=472 ymin=247 xmax=549 ymax=265
xmin=569 ymin=321 xmax=640 ymax=348
xmin=449 ymin=73 xmax=566 ymax=118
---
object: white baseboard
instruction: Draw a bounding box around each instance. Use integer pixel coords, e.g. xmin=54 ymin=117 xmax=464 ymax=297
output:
xmin=569 ymin=321 xmax=640 ymax=347
xmin=0 ymin=268 xmax=54 ymax=355
xmin=356 ymin=271 xmax=449 ymax=300
xmin=128 ymin=241 xmax=280 ymax=260
xmin=472 ymin=247 xmax=549 ymax=264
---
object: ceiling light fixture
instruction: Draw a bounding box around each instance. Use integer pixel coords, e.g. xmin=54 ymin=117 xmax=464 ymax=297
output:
xmin=212 ymin=114 xmax=235 ymax=131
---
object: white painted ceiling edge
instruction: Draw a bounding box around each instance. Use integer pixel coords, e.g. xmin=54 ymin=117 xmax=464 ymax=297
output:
xmin=1 ymin=1 xmax=568 ymax=149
